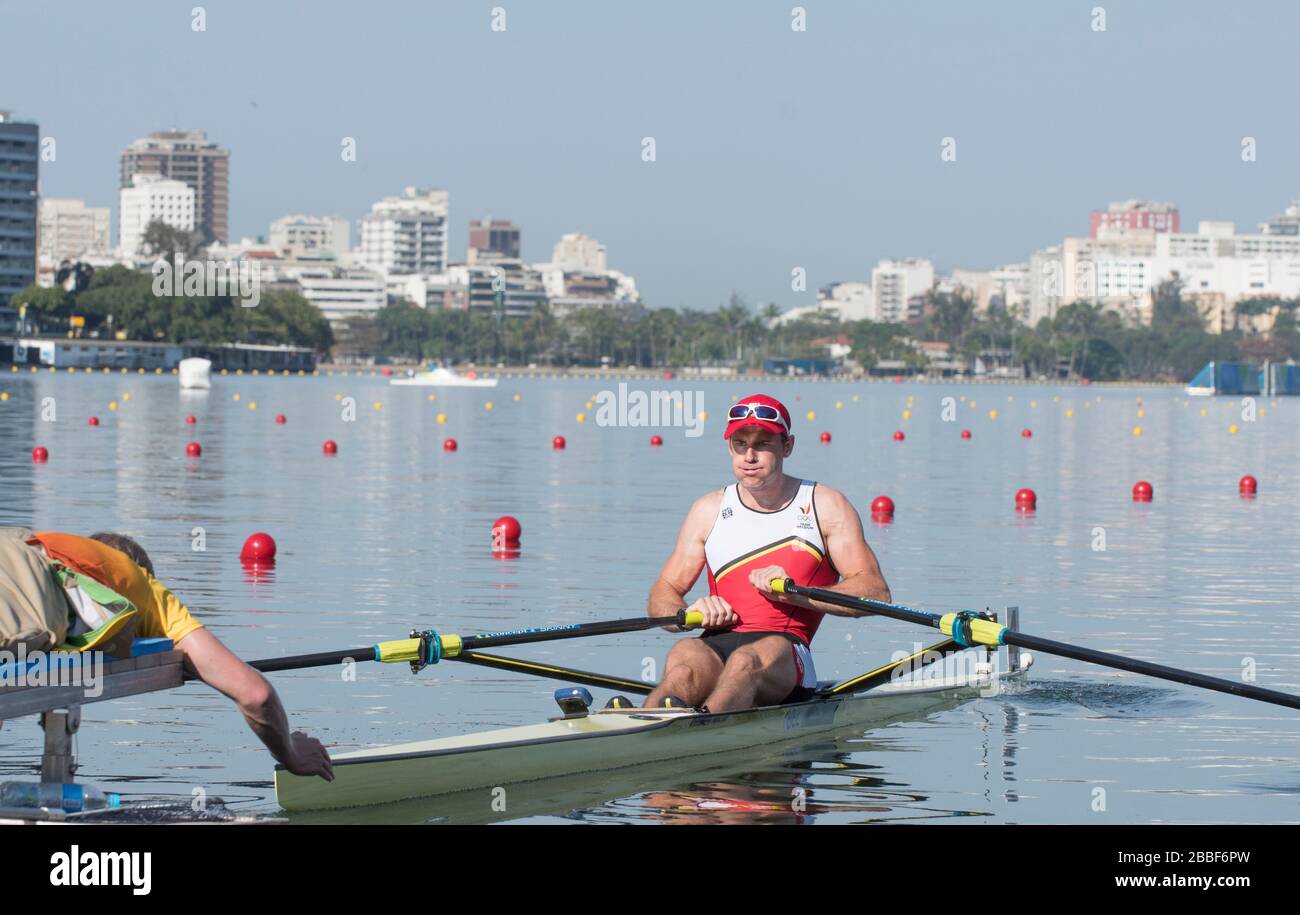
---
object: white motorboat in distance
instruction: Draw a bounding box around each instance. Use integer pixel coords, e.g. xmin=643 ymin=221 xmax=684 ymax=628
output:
xmin=390 ymin=366 xmax=498 ymax=387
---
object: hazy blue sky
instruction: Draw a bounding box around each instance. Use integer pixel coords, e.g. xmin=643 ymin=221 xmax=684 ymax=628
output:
xmin=3 ymin=0 xmax=1297 ymax=310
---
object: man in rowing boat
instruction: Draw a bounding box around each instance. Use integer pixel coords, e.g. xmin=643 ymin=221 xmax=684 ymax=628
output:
xmin=0 ymin=529 xmax=334 ymax=782
xmin=645 ymin=394 xmax=890 ymax=713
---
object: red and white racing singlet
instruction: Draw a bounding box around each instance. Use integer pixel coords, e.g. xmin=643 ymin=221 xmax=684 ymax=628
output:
xmin=703 ymin=479 xmax=839 ymax=647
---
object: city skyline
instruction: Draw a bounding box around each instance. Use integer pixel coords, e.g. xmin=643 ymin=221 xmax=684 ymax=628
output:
xmin=4 ymin=0 xmax=1299 ymax=310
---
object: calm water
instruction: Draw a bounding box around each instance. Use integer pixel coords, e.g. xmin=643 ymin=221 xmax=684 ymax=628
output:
xmin=1 ymin=368 xmax=1298 ymax=824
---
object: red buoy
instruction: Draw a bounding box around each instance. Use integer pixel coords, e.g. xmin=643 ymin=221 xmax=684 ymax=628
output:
xmin=1014 ymin=487 xmax=1037 ymax=511
xmin=322 ymin=439 xmax=338 ymax=456
xmin=649 ymin=434 xmax=663 ymax=447
xmin=381 ymin=367 xmax=393 ymax=377
xmin=960 ymin=429 xmax=972 ymax=439
xmin=275 ymin=414 xmax=287 ymax=425
xmin=239 ymin=531 xmax=277 ymax=563
xmin=871 ymin=495 xmax=895 ymax=516
xmin=1021 ymin=428 xmax=1033 ymax=438
xmin=185 ymin=415 xmax=197 ymax=425
xmin=31 ymin=446 xmax=48 ymax=463
xmin=819 ymin=431 xmax=831 ymax=444
xmin=552 ymin=435 xmax=566 ymax=450
xmin=892 ymin=430 xmax=905 ymax=441
xmin=1239 ymin=474 xmax=1258 ymax=496
xmin=662 ymin=371 xmax=673 ymax=381
xmin=488 ymin=514 xmax=520 ymax=543
xmin=1132 ymin=480 xmax=1154 ymax=502
xmin=443 ymin=438 xmax=458 ymax=452
xmin=87 ymin=416 xmax=100 ymax=427
xmin=185 ymin=441 xmax=202 ymax=457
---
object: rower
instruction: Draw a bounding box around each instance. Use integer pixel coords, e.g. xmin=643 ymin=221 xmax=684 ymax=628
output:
xmin=0 ymin=529 xmax=333 ymax=783
xmin=643 ymin=394 xmax=891 ymax=713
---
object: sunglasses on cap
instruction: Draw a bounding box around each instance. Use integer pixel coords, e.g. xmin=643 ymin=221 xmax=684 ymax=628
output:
xmin=727 ymin=402 xmax=790 ymax=434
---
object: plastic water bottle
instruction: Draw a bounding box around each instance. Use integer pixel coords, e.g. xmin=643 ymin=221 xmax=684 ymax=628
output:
xmin=0 ymin=781 xmax=121 ymax=812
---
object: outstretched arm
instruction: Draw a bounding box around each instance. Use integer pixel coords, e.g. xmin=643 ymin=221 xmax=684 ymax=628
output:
xmin=178 ymin=628 xmax=334 ymax=780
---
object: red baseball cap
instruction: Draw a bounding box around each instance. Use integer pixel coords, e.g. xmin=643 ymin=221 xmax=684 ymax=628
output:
xmin=723 ymin=393 xmax=792 ymax=440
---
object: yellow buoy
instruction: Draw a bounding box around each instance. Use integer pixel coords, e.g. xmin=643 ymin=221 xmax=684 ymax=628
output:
xmin=484 ymin=401 xmax=493 ymax=410
xmin=374 ymin=402 xmax=383 ymax=410
xmin=335 ymin=393 xmax=343 ymax=401
xmin=249 ymin=401 xmax=258 ymax=410
xmin=988 ymin=409 xmax=998 ymax=419
xmin=1065 ymin=409 xmax=1074 ymax=417
xmin=437 ymin=413 xmax=447 ymax=424
xmin=806 ymin=411 xmax=816 ymax=421
xmin=1228 ymin=424 xmax=1239 ymax=434
xmin=513 ymin=393 xmax=521 ymax=401
xmin=585 ymin=401 xmax=594 ymax=410
xmin=576 ymin=412 xmax=586 ymax=422
xmin=428 ymin=394 xmax=437 ymax=401
xmin=0 ymin=392 xmax=7 ymax=401
xmin=108 ymin=401 xmax=117 ymax=411
xmin=1199 ymin=408 xmax=1208 ymax=416
xmin=835 ymin=401 xmax=843 ymax=409
xmin=699 ymin=410 xmax=708 ymax=421
xmin=852 ymin=395 xmax=859 ymax=402
xmin=1132 ymin=426 xmax=1143 ymax=436
xmin=233 ymin=394 xmax=241 ymax=402
xmin=902 ymin=410 xmax=911 ymax=420
xmin=122 ymin=393 xmax=130 ymax=402
xmin=1136 ymin=409 xmax=1145 ymax=418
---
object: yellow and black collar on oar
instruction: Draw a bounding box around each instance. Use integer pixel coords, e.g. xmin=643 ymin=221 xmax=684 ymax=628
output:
xmin=246 ymin=608 xmax=704 ymax=677
xmin=773 ymin=578 xmax=1300 ymax=712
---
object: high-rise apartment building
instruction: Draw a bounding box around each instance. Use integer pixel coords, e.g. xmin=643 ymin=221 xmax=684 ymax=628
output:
xmin=120 ymin=129 xmax=229 ymax=243
xmin=359 ymin=187 xmax=449 ymax=275
xmin=0 ymin=110 xmax=39 ymax=303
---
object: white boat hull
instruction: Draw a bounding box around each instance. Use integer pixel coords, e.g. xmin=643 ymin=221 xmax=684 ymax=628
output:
xmin=275 ymin=666 xmax=1025 ymax=811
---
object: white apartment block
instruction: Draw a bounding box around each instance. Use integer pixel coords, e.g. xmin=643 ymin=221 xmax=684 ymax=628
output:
xmin=1029 ymin=219 xmax=1300 ymax=328
xmin=358 ymin=187 xmax=449 ymax=275
xmin=118 ymin=173 xmax=195 ymax=257
xmin=551 ymin=232 xmax=608 ymax=273
xmin=389 ymin=272 xmax=468 ymax=311
xmin=951 ymin=265 xmax=1030 ymax=315
xmin=39 ymin=198 xmax=111 ymax=262
xmin=292 ymin=268 xmax=386 ymax=324
xmin=871 ymin=258 xmax=934 ymax=323
xmin=270 ymin=215 xmax=350 ymax=259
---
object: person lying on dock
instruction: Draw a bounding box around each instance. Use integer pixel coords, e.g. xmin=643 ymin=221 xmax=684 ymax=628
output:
xmin=0 ymin=529 xmax=333 ymax=782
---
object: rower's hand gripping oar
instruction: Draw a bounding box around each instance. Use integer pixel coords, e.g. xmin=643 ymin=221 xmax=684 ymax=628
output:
xmin=771 ymin=578 xmax=1300 ymax=712
xmin=241 ymin=608 xmax=705 ymax=677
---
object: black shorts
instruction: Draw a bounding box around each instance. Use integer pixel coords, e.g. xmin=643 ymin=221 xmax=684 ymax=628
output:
xmin=699 ymin=631 xmax=818 ymax=704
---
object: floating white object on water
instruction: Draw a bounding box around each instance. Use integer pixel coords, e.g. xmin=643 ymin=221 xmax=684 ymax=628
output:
xmin=179 ymin=357 xmax=212 ymax=390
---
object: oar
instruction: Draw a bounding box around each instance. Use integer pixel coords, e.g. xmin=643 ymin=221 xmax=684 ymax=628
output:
xmin=773 ymin=580 xmax=1300 ymax=711
xmin=240 ymin=609 xmax=703 ymax=676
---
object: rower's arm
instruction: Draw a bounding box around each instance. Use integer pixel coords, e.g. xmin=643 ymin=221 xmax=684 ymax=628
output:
xmin=647 ymin=491 xmax=720 ymax=628
xmin=177 ymin=628 xmax=333 ymax=780
xmin=804 ymin=485 xmax=891 ymax=616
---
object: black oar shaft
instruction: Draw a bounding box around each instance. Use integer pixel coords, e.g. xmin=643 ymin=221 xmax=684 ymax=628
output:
xmin=249 ymin=648 xmax=376 ymax=673
xmin=777 ymin=580 xmax=1300 ymax=712
xmin=458 ymin=612 xmax=687 ymax=652
xmin=1007 ymin=631 xmax=1300 ymax=711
